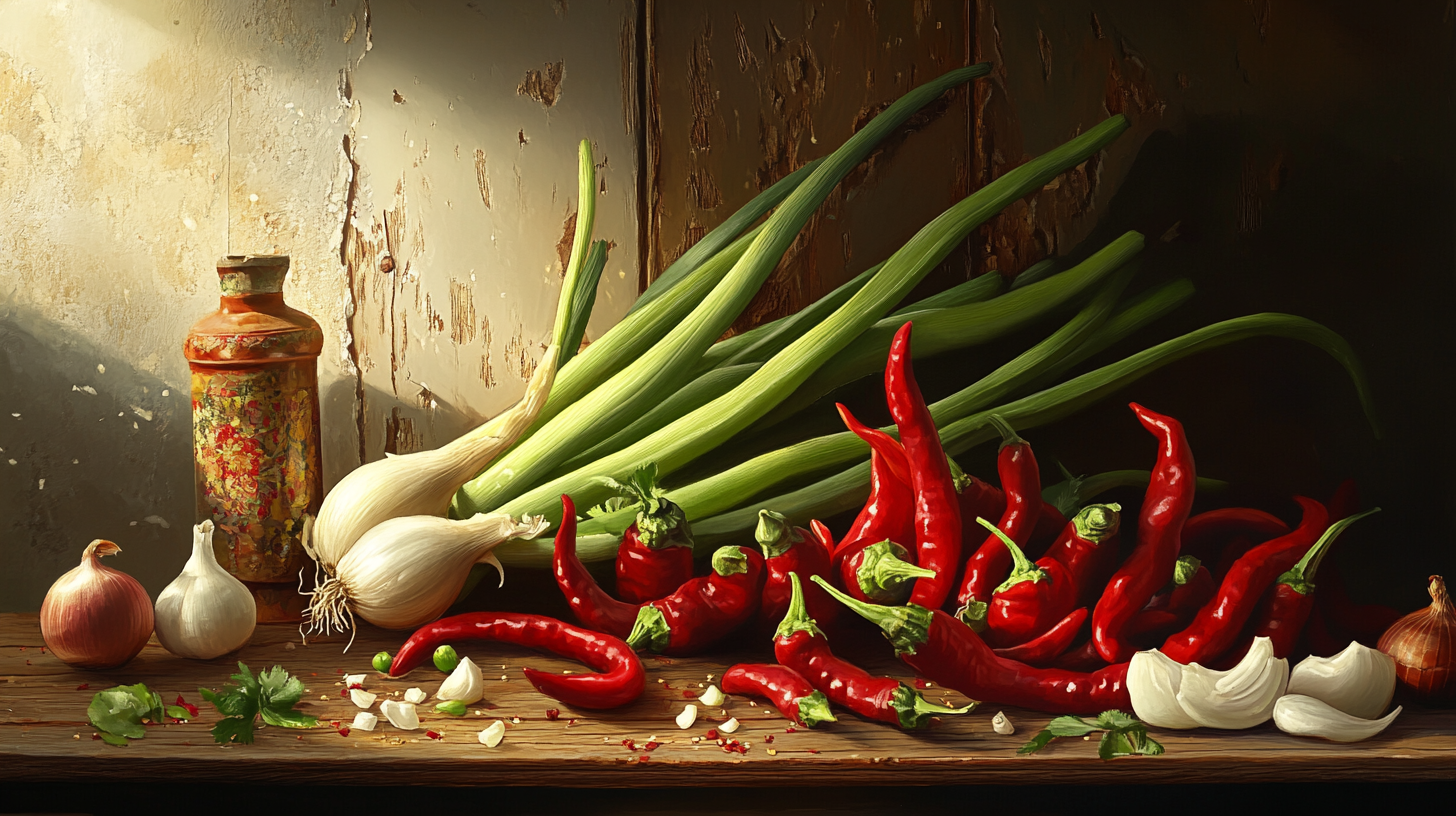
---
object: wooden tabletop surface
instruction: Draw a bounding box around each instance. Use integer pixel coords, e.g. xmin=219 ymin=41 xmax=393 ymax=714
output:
xmin=2 ymin=613 xmax=1453 ymax=786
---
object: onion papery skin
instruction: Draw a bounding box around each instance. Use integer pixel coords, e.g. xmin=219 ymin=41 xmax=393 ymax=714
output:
xmin=39 ymin=540 xmax=154 ymax=669
xmin=1378 ymin=575 xmax=1455 ymax=704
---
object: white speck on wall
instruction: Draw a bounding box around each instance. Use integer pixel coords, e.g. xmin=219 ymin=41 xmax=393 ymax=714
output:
xmin=143 ymin=515 xmax=170 ymax=529
xmin=97 ymin=364 xmax=105 ymax=374
xmin=130 ymin=521 xmax=137 ymax=526
xmin=6 ymin=460 xmax=16 ymax=466
xmin=72 ymin=385 xmax=97 ymax=395
xmin=131 ymin=406 xmax=153 ymax=421
xmin=162 ymin=389 xmax=170 ymax=397
xmin=117 ymin=412 xmax=124 ymax=417
xmin=11 ymin=413 xmax=20 ymax=419
xmin=132 ymin=421 xmax=138 ymax=429
xmin=72 ymin=459 xmax=78 ymax=465
xmin=183 ymin=216 xmax=197 ymax=231
xmin=37 ymin=479 xmax=44 ymax=490
xmin=249 ymin=193 xmax=259 ymax=202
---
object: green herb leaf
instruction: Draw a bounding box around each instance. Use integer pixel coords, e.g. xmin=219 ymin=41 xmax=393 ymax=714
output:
xmin=163 ymin=705 xmax=193 ymax=721
xmin=1097 ymin=729 xmax=1132 ymax=760
xmin=1095 ymin=710 xmax=1138 ymax=731
xmin=257 ymin=665 xmax=304 ymax=710
xmin=1017 ymin=711 xmax=1164 ymax=761
xmin=87 ymin=684 xmax=159 ymax=741
xmin=211 ymin=715 xmax=256 ymax=745
xmin=96 ymin=731 xmax=130 ymax=747
xmin=1045 ymin=715 xmax=1099 ymax=737
xmin=259 ymin=708 xmax=317 ymax=730
xmin=1017 ymin=729 xmax=1058 ymax=755
xmin=201 ymin=662 xmax=315 ymax=744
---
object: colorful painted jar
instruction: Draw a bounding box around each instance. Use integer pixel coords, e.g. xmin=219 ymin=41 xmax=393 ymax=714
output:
xmin=184 ymin=255 xmax=323 ymax=622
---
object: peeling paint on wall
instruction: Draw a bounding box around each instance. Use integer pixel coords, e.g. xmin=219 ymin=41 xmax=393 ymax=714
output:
xmin=518 ymin=61 xmax=565 ymax=108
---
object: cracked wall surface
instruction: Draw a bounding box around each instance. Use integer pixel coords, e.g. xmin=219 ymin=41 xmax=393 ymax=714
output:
xmin=0 ymin=0 xmax=639 ymax=611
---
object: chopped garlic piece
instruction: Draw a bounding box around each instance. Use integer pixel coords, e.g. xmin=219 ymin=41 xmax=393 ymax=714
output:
xmin=720 ymin=717 xmax=740 ymax=734
xmin=991 ymin=711 xmax=1014 ymax=735
xmin=350 ymin=688 xmax=378 ymax=709
xmin=676 ymin=704 xmax=698 ymax=730
xmin=403 ymin=687 xmax=427 ymax=704
xmin=344 ymin=673 xmax=367 ymax=686
xmin=699 ymin=684 xmax=725 ymax=707
xmin=351 ymin=712 xmax=378 ymax=731
xmin=379 ymin=699 xmax=420 ymax=730
xmin=479 ymin=720 xmax=506 ymax=747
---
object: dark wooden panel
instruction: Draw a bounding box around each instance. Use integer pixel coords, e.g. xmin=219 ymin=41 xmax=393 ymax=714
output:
xmin=643 ymin=0 xmax=978 ymax=331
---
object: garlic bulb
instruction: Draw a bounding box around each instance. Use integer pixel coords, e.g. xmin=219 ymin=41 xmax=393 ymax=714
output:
xmin=1128 ymin=649 xmax=1199 ymax=730
xmin=154 ymin=521 xmax=256 ymax=660
xmin=1273 ymin=694 xmax=1402 ymax=743
xmin=305 ymin=512 xmax=548 ymax=645
xmin=436 ymin=656 xmax=484 ymax=704
xmin=1288 ymin=642 xmax=1397 ymax=720
xmin=1176 ymin=636 xmax=1289 ymax=729
xmin=308 ymin=345 xmax=561 ymax=575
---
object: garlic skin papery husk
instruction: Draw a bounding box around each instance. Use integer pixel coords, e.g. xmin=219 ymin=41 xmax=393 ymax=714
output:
xmin=154 ymin=520 xmax=256 ymax=660
xmin=307 ymin=345 xmax=560 ymax=575
xmin=1287 ymin=642 xmax=1397 ymax=720
xmin=1128 ymin=649 xmax=1200 ymax=730
xmin=436 ymin=656 xmax=484 ymax=704
xmin=1273 ymin=694 xmax=1402 ymax=743
xmin=305 ymin=512 xmax=548 ymax=645
xmin=379 ymin=699 xmax=420 ymax=730
xmin=1176 ymin=636 xmax=1289 ymax=730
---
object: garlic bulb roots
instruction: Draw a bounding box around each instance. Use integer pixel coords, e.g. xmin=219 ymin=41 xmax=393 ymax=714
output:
xmin=304 ymin=512 xmax=548 ymax=647
xmin=154 ymin=520 xmax=257 ymax=660
xmin=307 ymin=346 xmax=560 ymax=575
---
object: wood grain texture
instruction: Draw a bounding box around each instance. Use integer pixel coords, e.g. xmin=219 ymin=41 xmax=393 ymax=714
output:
xmin=3 ymin=614 xmax=1453 ymax=786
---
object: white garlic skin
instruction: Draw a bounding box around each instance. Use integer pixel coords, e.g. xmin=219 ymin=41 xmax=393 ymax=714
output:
xmin=1176 ymin=637 xmax=1289 ymax=730
xmin=379 ymin=699 xmax=420 ymax=730
xmin=1128 ymin=649 xmax=1199 ymax=730
xmin=1287 ymin=642 xmax=1397 ymax=720
xmin=436 ymin=656 xmax=484 ymax=704
xmin=154 ymin=520 xmax=256 ymax=659
xmin=1273 ymin=694 xmax=1402 ymax=743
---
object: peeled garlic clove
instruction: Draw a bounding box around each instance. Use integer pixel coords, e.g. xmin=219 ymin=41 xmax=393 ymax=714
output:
xmin=154 ymin=520 xmax=256 ymax=660
xmin=676 ymin=704 xmax=698 ymax=730
xmin=1176 ymin=637 xmax=1289 ymax=730
xmin=379 ymin=699 xmax=420 ymax=730
xmin=403 ymin=687 xmax=427 ymax=704
xmin=720 ymin=717 xmax=740 ymax=734
xmin=699 ymin=684 xmax=724 ymax=707
xmin=1273 ymin=694 xmax=1402 ymax=743
xmin=479 ymin=719 xmax=506 ymax=747
xmin=350 ymin=688 xmax=378 ymax=709
xmin=1129 ymin=649 xmax=1200 ymax=730
xmin=991 ymin=711 xmax=1014 ymax=735
xmin=436 ymin=656 xmax=484 ymax=704
xmin=351 ymin=711 xmax=378 ymax=732
xmin=1288 ymin=641 xmax=1397 ymax=720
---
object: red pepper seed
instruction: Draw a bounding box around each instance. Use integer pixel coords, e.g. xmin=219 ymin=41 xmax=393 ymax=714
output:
xmin=638 ymin=755 xmax=650 ymax=763
xmin=808 ymin=749 xmax=821 ymax=754
xmin=705 ymin=729 xmax=718 ymax=739
xmin=681 ymin=690 xmax=696 ymax=698
xmin=338 ymin=727 xmax=351 ymax=737
xmin=621 ymin=739 xmax=637 ymax=751
xmin=545 ymin=708 xmax=560 ymax=721
xmin=765 ymin=735 xmax=775 ymax=743
xmin=785 ymin=726 xmax=797 ymax=733
xmin=426 ymin=731 xmax=442 ymax=740
xmin=643 ymin=741 xmax=660 ymax=751
xmin=347 ymin=683 xmax=365 ymax=690
xmin=75 ymin=684 xmax=89 ymax=691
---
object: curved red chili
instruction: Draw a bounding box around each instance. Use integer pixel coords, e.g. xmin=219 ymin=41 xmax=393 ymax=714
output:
xmin=885 ymin=322 xmax=963 ymax=610
xmin=389 ymin=612 xmax=645 ymax=709
xmin=755 ymin=509 xmax=838 ymax=634
xmin=1161 ymin=496 xmax=1330 ymax=665
xmin=1043 ymin=503 xmax=1121 ymax=608
xmin=626 ymin=546 xmax=765 ymax=655
xmin=835 ymin=403 xmax=916 ymax=560
xmin=1215 ymin=508 xmax=1380 ymax=667
xmin=774 ymin=574 xmax=969 ymax=729
xmin=1091 ymin=403 xmax=1196 ymax=663
xmin=835 ymin=539 xmax=935 ymax=604
xmin=955 ymin=416 xmax=1042 ymax=627
xmin=551 ymin=494 xmax=640 ymax=638
xmin=947 ymin=458 xmax=1066 ymax=556
xmin=993 ymin=607 xmax=1088 ymax=666
xmin=610 ymin=463 xmax=695 ymax=603
xmin=721 ymin=663 xmax=837 ymax=728
xmin=1180 ymin=507 xmax=1290 ymax=564
xmin=1126 ymin=556 xmax=1215 ymax=646
xmin=815 ymin=577 xmax=1131 ymax=714
xmin=979 ymin=517 xmax=1077 ymax=648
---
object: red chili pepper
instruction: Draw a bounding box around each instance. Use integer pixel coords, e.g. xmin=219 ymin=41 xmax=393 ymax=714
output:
xmin=1180 ymin=507 xmax=1290 ymax=564
xmin=608 ymin=463 xmax=695 ymax=603
xmin=1211 ymin=535 xmax=1258 ymax=583
xmin=390 ymin=612 xmax=645 ymax=709
xmin=978 ymin=517 xmax=1076 ymax=648
xmin=721 ymin=663 xmax=838 ymax=728
xmin=835 ymin=403 xmax=915 ymax=560
xmin=626 ymin=546 xmax=765 ymax=655
xmin=773 ymin=574 xmax=968 ymax=729
xmin=835 ymin=538 xmax=935 ymax=604
xmin=1216 ymin=508 xmax=1381 ymax=666
xmin=885 ymin=322 xmax=963 ymax=610
xmin=755 ymin=510 xmax=839 ymax=635
xmin=955 ymin=416 xmax=1043 ymax=627
xmin=551 ymin=494 xmax=641 ymax=638
xmin=946 ymin=458 xmax=1067 ymax=556
xmin=993 ymin=607 xmax=1088 ymax=666
xmin=1044 ymin=503 xmax=1121 ymax=607
xmin=1053 ymin=639 xmax=1106 ymax=672
xmin=1091 ymin=403 xmax=1196 ymax=663
xmin=1126 ymin=556 xmax=1216 ymax=645
xmin=1161 ymin=496 xmax=1330 ymax=665
xmin=815 ymin=577 xmax=1130 ymax=714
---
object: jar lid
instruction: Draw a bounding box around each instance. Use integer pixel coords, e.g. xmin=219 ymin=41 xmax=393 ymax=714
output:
xmin=217 ymin=254 xmax=290 ymax=295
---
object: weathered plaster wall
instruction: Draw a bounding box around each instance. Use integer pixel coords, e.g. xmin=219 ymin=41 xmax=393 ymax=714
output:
xmin=0 ymin=0 xmax=639 ymax=611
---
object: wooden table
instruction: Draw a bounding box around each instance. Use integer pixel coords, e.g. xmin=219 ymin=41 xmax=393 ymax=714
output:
xmin=3 ymin=613 xmax=1453 ymax=787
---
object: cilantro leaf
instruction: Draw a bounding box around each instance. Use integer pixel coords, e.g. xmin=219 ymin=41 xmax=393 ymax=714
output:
xmin=96 ymin=731 xmax=131 ymax=747
xmin=201 ymin=662 xmax=315 ymax=744
xmin=258 ymin=665 xmax=304 ymax=710
xmin=260 ymin=708 xmax=317 ymax=729
xmin=211 ymin=715 xmax=257 ymax=745
xmin=1016 ymin=711 xmax=1165 ymax=761
xmin=164 ymin=705 xmax=193 ymax=721
xmin=1017 ymin=730 xmax=1058 ymax=755
xmin=87 ymin=684 xmax=155 ymax=741
xmin=1095 ymin=710 xmax=1138 ymax=731
xmin=1046 ymin=715 xmax=1099 ymax=737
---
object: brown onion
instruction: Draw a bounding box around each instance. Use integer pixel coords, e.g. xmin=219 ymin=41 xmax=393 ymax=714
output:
xmin=39 ymin=540 xmax=154 ymax=669
xmin=1377 ymin=575 xmax=1455 ymax=704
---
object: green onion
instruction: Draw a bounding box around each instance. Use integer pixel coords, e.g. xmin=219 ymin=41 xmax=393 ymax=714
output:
xmin=493 ymin=114 xmax=1132 ymax=542
xmin=456 ymin=64 xmax=995 ymax=518
xmin=627 ymin=159 xmax=822 ymax=315
xmin=888 ymin=271 xmax=1007 ymax=316
xmin=551 ymin=141 xmax=599 ymax=368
